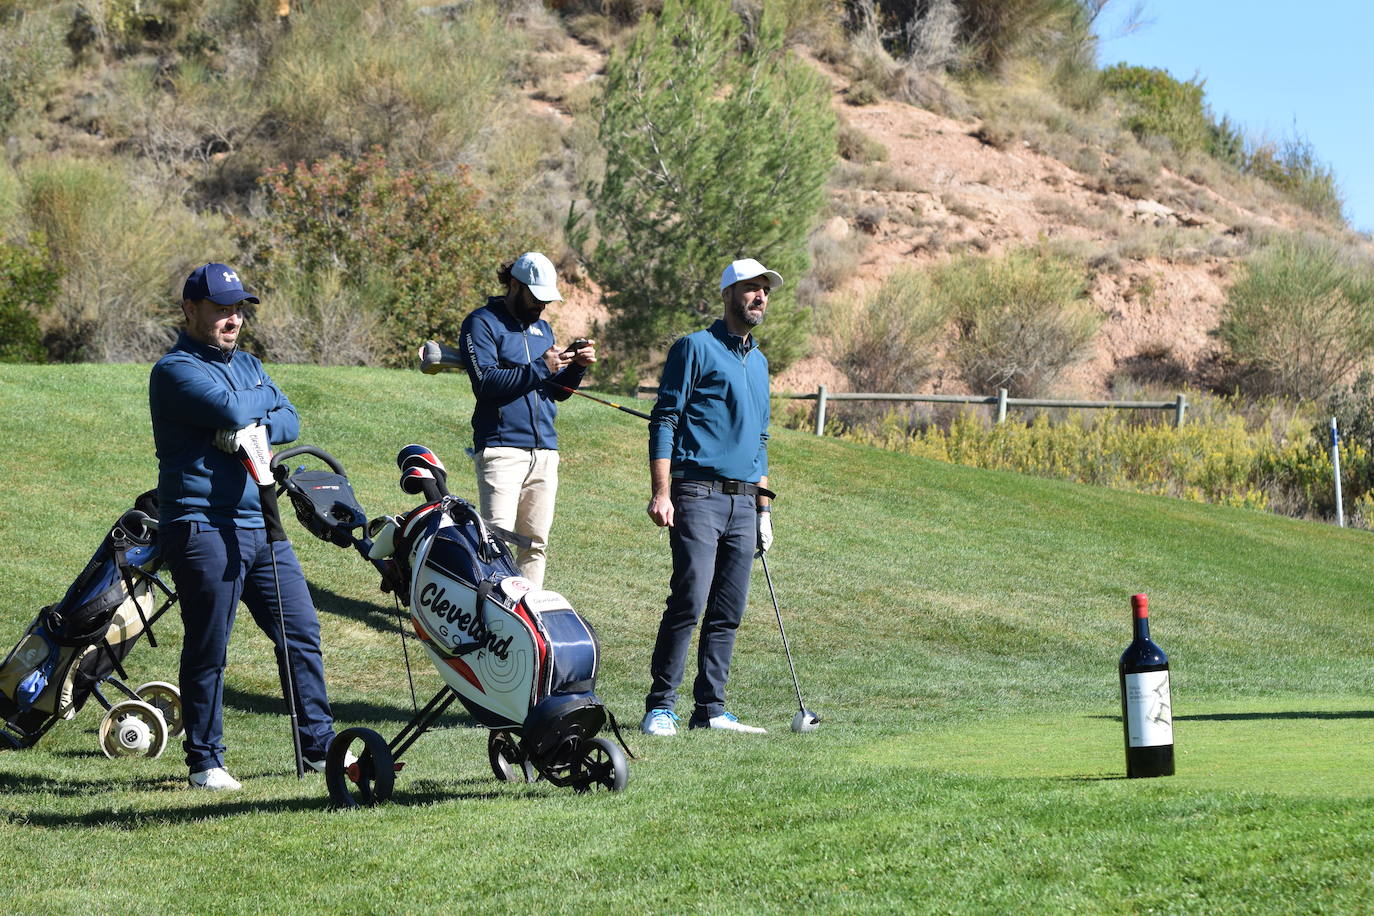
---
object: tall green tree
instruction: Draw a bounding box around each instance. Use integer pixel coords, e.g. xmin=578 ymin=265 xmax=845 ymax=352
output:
xmin=588 ymin=0 xmax=835 ymax=381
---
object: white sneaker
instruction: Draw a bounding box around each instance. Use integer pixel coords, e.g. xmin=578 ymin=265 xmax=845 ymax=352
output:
xmin=188 ymin=767 xmax=242 ymax=790
xmin=689 ymin=712 xmax=767 ymax=734
xmin=306 ymin=750 xmax=358 ymax=773
xmin=641 ymin=708 xmax=680 ymax=736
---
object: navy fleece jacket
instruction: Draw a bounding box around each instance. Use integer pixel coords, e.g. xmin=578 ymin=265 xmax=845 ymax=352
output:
xmin=149 ymin=332 xmax=299 ymax=526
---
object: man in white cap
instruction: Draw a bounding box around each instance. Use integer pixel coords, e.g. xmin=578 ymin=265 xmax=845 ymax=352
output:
xmin=641 ymin=258 xmax=779 ymax=736
xmin=453 ymin=252 xmax=596 ymax=587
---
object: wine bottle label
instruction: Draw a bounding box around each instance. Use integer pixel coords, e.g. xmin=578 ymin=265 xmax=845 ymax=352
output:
xmin=1124 ymin=670 xmax=1173 ymax=747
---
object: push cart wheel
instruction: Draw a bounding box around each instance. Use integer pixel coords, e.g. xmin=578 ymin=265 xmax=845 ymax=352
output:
xmin=488 ymin=730 xmax=537 ymax=784
xmin=325 ymin=727 xmax=394 ymax=809
xmin=98 ymin=700 xmax=169 ymax=759
xmin=572 ymin=736 xmax=628 ymax=793
xmin=134 ymin=681 xmax=183 ymax=738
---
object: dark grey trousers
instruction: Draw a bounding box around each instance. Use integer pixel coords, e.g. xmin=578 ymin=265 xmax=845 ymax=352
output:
xmin=645 ymin=481 xmax=755 ymax=720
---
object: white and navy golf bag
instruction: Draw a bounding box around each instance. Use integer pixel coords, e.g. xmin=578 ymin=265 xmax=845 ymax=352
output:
xmin=386 ymin=494 xmax=607 ymax=766
xmin=0 ymin=493 xmax=177 ymax=750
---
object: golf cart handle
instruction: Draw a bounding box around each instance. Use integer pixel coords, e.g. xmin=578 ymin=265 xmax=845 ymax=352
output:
xmin=271 ymin=444 xmax=347 ymax=478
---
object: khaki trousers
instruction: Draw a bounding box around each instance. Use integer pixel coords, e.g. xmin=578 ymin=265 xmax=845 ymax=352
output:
xmin=474 ymin=447 xmax=559 ymax=588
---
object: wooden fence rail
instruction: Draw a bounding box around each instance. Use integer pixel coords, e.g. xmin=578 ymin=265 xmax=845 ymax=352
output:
xmin=639 ymin=386 xmax=1188 ymax=435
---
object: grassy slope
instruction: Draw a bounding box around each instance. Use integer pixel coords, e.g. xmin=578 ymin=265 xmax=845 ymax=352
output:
xmin=0 ymin=363 xmax=1371 ymax=913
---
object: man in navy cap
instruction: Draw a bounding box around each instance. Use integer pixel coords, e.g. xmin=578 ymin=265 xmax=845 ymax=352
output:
xmin=149 ymin=263 xmax=339 ymax=790
xmin=640 ymin=258 xmax=779 ymax=737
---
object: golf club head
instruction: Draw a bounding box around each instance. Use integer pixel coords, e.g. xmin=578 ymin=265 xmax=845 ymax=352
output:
xmin=418 ymin=340 xmax=463 ymax=375
xmin=791 ymin=709 xmax=821 ymax=733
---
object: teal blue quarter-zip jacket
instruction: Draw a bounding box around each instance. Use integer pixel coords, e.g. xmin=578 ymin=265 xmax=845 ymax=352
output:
xmin=649 ymin=319 xmax=770 ymax=482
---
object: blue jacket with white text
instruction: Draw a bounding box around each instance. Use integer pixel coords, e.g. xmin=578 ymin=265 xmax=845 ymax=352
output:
xmin=458 ymin=297 xmax=586 ymax=451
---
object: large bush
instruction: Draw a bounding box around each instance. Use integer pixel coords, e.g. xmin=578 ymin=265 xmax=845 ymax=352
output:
xmin=262 ymin=0 xmax=515 ymax=165
xmin=233 ymin=152 xmax=522 ymax=367
xmin=835 ymin=268 xmax=949 ymax=393
xmin=588 ymin=0 xmax=835 ymax=381
xmin=19 ymin=156 xmax=221 ymax=361
xmin=0 ymin=237 xmax=58 ymax=364
xmin=936 ymin=249 xmax=1099 ymax=396
xmin=1101 ymin=63 xmax=1211 ymax=155
xmin=1216 ymin=234 xmax=1374 ymax=400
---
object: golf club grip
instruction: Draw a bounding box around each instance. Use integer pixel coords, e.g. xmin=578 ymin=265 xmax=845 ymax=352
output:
xmin=260 ymin=483 xmax=287 ymax=543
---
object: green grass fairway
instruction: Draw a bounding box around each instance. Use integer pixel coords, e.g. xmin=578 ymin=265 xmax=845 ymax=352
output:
xmin=1 ymin=364 xmax=1372 ymax=913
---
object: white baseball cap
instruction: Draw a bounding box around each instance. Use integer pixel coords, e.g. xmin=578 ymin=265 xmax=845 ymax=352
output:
xmin=511 ymin=251 xmax=563 ymax=302
xmin=720 ymin=258 xmax=783 ymax=292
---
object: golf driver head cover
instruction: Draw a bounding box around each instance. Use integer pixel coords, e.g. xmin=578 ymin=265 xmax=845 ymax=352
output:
xmin=400 ymin=466 xmax=444 ymax=503
xmin=418 ymin=340 xmax=463 ymax=375
xmin=397 ymin=444 xmax=448 ymax=494
xmin=234 ymin=423 xmax=274 ymax=486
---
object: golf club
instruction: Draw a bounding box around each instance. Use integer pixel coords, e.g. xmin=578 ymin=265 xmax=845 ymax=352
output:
xmin=757 ymin=552 xmax=820 ymax=733
xmin=236 ymin=424 xmax=306 ymax=777
xmin=418 ymin=339 xmax=652 ymax=421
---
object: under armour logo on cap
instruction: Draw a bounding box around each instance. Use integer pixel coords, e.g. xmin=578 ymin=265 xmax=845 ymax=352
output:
xmin=183 ymin=262 xmax=260 ymax=306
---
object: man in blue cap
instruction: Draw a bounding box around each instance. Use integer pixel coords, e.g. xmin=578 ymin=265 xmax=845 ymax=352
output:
xmin=149 ymin=263 xmax=339 ymax=790
xmin=641 ymin=258 xmax=779 ymax=736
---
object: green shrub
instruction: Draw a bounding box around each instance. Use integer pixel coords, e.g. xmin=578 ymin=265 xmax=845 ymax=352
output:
xmin=936 ymin=248 xmax=1100 ymax=396
xmin=1244 ymin=135 xmax=1344 ymax=224
xmin=20 ymin=156 xmax=221 ymax=361
xmin=263 ymin=0 xmax=516 ymax=164
xmin=0 ymin=7 xmax=62 ymax=132
xmin=0 ymin=237 xmax=58 ymax=363
xmin=1101 ymin=63 xmax=1211 ymax=155
xmin=1216 ymin=234 xmax=1374 ymax=400
xmin=832 ymin=398 xmax=1374 ymax=524
xmin=834 ymin=267 xmax=950 ymax=393
xmin=233 ymin=151 xmax=520 ymax=367
xmin=587 ymin=0 xmax=835 ymax=380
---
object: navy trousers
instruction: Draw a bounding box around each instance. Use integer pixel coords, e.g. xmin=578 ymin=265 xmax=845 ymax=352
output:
xmin=161 ymin=521 xmax=335 ymax=771
xmin=646 ymin=481 xmax=755 ymax=720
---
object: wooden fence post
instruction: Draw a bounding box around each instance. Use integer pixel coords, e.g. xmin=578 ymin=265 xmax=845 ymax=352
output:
xmin=1174 ymin=393 xmax=1187 ymax=428
xmin=996 ymin=388 xmax=1008 ymax=424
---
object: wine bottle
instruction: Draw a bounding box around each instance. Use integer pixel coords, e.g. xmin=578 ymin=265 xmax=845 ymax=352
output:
xmin=1119 ymin=593 xmax=1175 ymax=777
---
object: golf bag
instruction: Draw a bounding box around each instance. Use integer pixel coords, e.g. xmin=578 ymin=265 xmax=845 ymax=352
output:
xmin=0 ymin=492 xmax=180 ymax=753
xmin=273 ymin=444 xmax=627 ymax=804
xmin=389 ymin=493 xmax=606 ymax=759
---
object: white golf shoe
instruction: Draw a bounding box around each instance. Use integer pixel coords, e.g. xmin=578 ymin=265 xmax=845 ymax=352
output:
xmin=188 ymin=767 xmax=242 ymax=791
xmin=688 ymin=712 xmax=767 ymax=734
xmin=641 ymin=708 xmax=680 ymax=736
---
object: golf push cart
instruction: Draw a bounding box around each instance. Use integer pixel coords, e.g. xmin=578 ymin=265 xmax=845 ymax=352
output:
xmin=271 ymin=444 xmax=630 ymax=807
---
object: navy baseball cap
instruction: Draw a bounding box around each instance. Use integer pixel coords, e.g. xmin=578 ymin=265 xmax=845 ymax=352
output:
xmin=183 ymin=263 xmax=259 ymax=305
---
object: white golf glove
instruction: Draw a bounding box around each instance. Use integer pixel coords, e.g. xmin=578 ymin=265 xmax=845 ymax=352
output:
xmin=757 ymin=507 xmax=773 ymax=554
xmin=213 ymin=427 xmax=241 ymax=454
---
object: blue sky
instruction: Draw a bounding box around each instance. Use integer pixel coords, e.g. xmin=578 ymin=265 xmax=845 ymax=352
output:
xmin=1093 ymin=1 xmax=1374 ymax=234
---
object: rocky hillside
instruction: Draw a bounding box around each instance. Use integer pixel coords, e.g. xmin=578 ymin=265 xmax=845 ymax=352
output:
xmin=530 ymin=36 xmax=1353 ymax=398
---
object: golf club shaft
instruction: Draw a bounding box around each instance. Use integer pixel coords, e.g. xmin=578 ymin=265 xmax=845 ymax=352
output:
xmin=546 ymin=382 xmax=652 ymax=421
xmin=261 ymin=482 xmax=306 ymax=778
xmin=758 ymin=552 xmax=807 ymax=712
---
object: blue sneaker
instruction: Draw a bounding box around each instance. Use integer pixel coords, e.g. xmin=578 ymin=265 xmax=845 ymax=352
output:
xmin=688 ymin=712 xmax=767 ymax=734
xmin=641 ymin=708 xmax=679 ymax=736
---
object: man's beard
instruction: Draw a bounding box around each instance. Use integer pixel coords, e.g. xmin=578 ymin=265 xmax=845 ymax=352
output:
xmin=731 ymin=294 xmax=765 ymax=328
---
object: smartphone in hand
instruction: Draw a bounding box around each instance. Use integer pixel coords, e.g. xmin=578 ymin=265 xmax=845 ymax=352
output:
xmin=561 ymin=337 xmax=591 ymax=356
